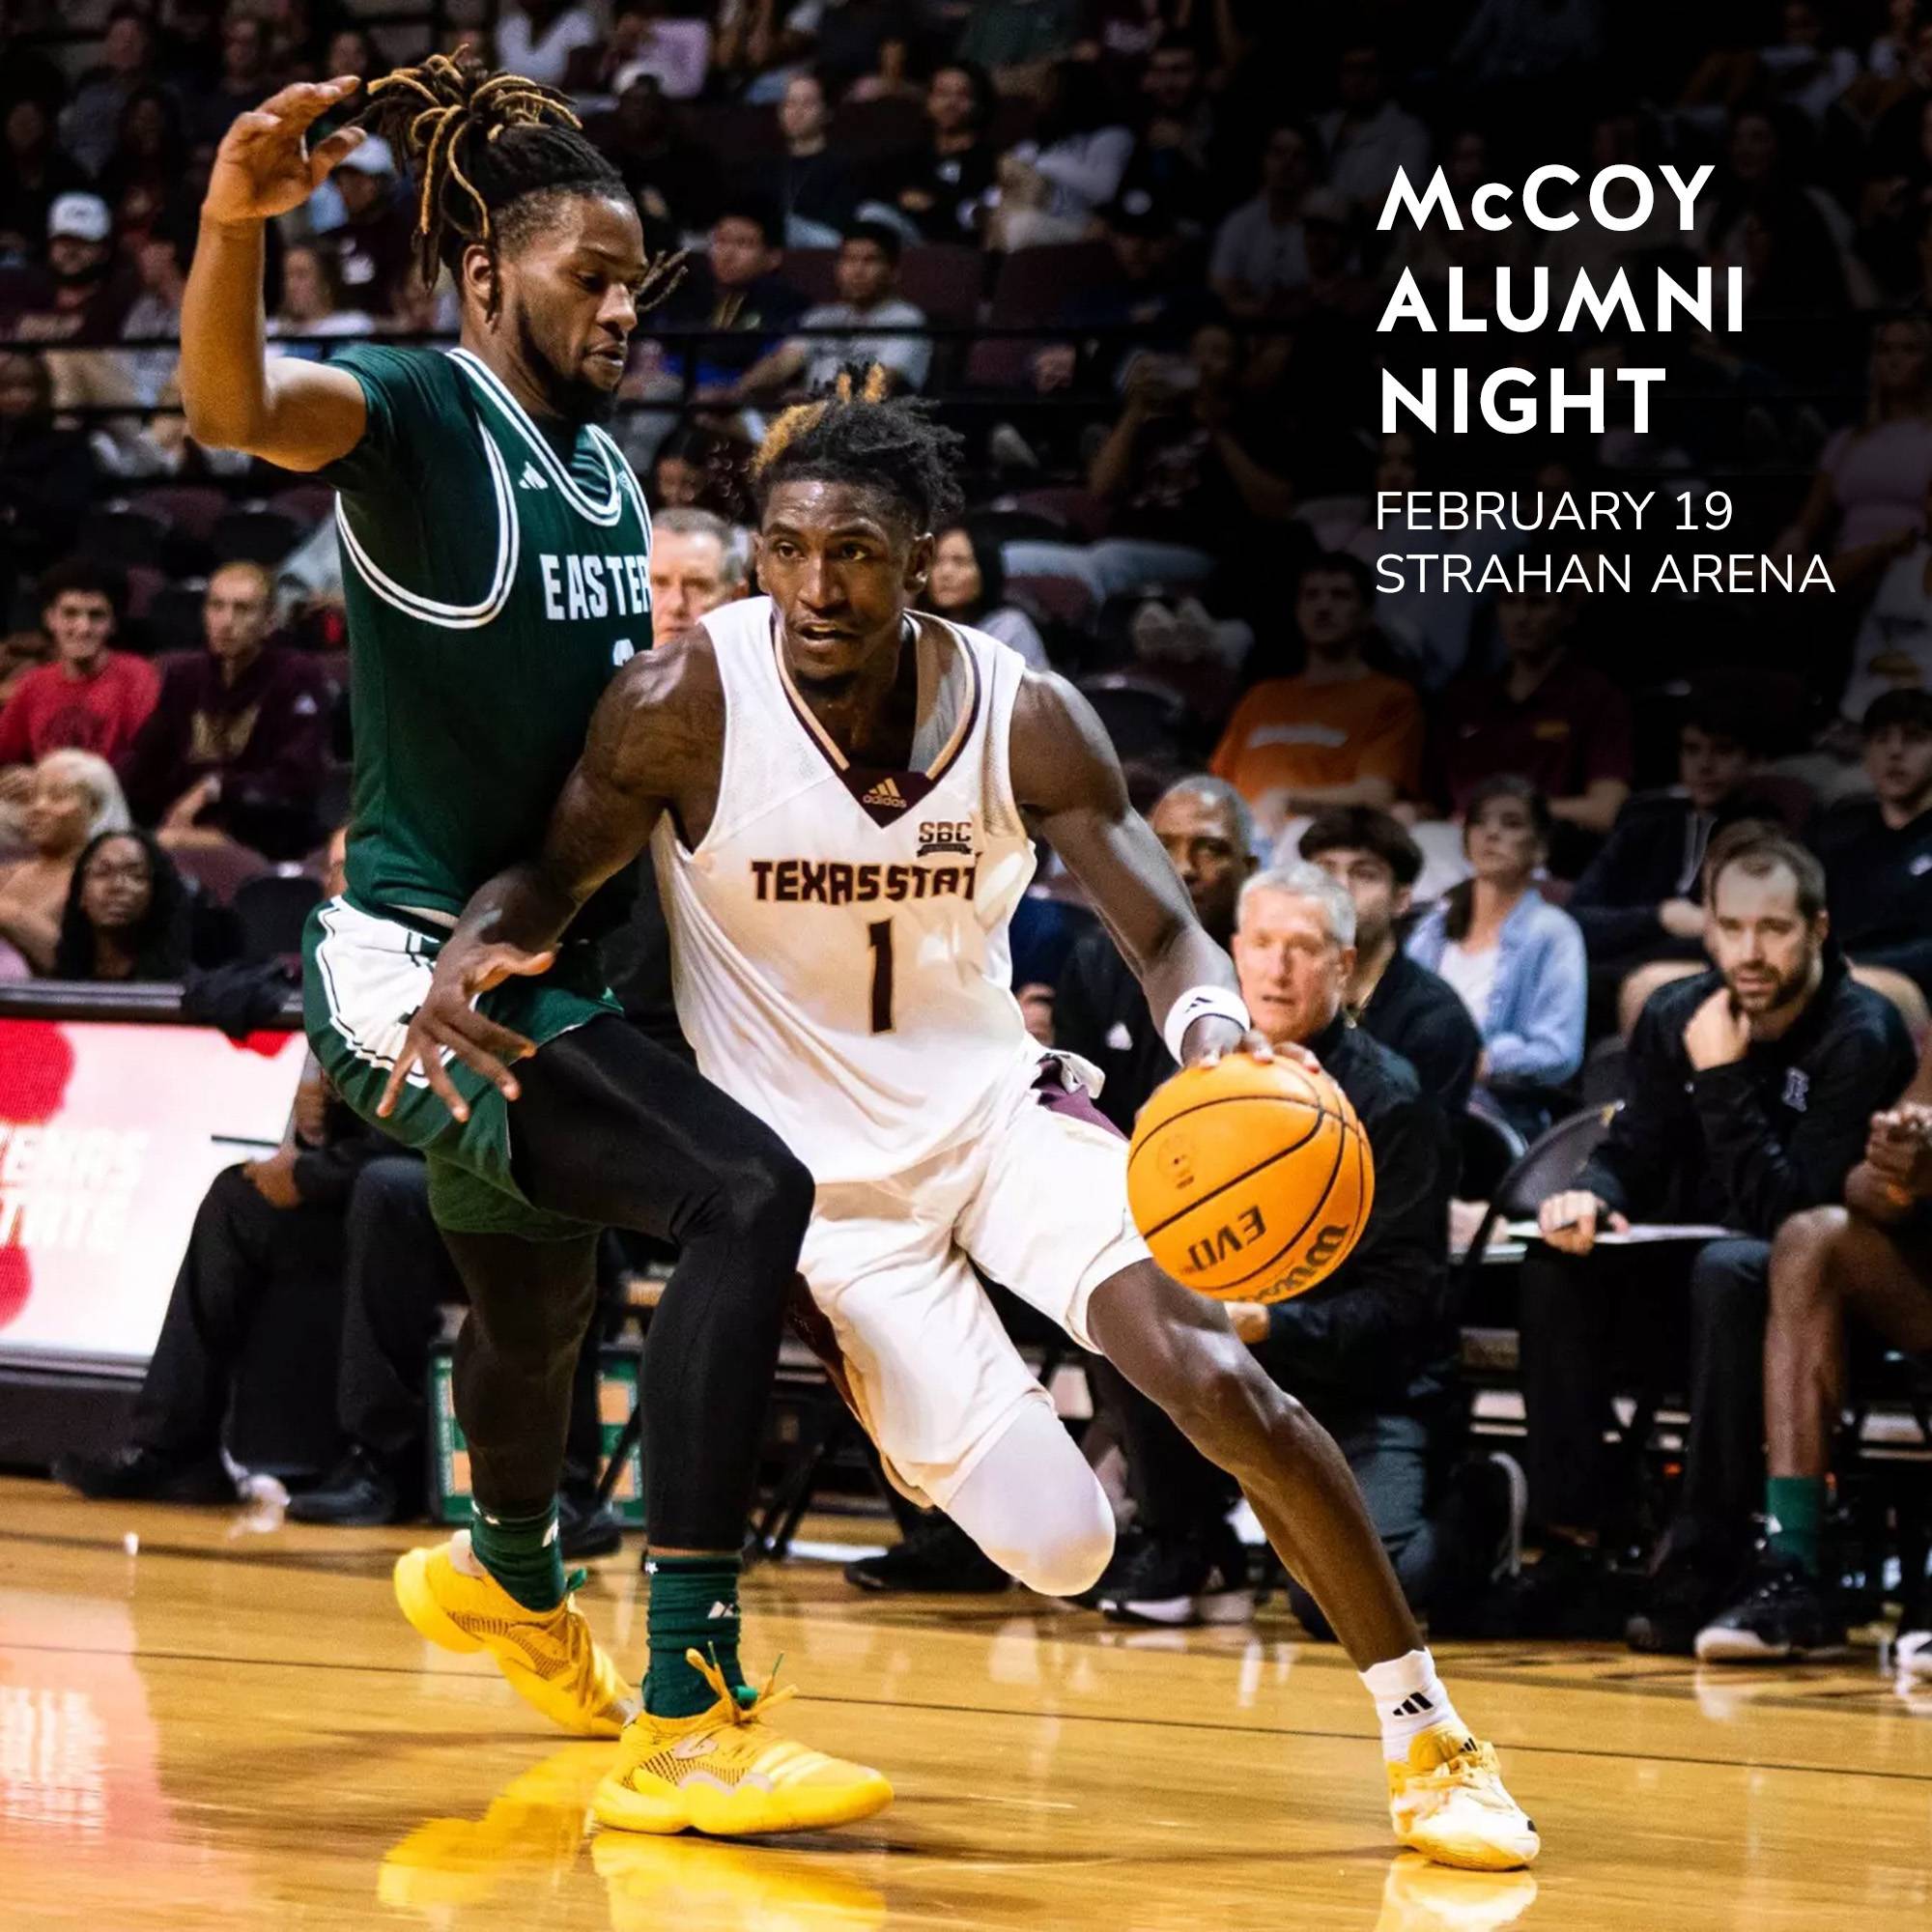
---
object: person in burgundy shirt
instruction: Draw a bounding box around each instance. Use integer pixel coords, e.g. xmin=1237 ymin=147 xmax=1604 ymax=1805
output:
xmin=0 ymin=559 xmax=158 ymax=782
xmin=1429 ymin=577 xmax=1634 ymax=874
xmin=120 ymin=560 xmax=329 ymax=861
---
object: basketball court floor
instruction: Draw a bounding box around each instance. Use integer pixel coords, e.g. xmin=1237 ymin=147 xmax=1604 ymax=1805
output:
xmin=3 ymin=1473 xmax=1928 ymax=1931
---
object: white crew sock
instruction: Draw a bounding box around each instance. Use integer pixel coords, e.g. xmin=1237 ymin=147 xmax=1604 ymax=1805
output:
xmin=1360 ymin=1648 xmax=1467 ymax=1762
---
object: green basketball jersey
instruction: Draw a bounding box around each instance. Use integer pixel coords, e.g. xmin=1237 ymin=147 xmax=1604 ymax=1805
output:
xmin=321 ymin=344 xmax=653 ymax=920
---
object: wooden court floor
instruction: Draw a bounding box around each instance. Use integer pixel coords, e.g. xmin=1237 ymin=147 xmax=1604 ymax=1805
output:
xmin=2 ymin=1475 xmax=1929 ymax=1931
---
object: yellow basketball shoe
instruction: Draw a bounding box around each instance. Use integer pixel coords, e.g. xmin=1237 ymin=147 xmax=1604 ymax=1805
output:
xmin=593 ymin=1649 xmax=893 ymax=1837
xmin=1387 ymin=1727 xmax=1540 ymax=1871
xmin=393 ymin=1533 xmax=636 ymax=1738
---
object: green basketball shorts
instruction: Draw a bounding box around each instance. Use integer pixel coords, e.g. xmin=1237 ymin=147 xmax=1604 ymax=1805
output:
xmin=303 ymin=895 xmax=617 ymax=1238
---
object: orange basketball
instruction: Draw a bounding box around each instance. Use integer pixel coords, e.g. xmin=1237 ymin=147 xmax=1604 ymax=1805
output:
xmin=1126 ymin=1054 xmax=1375 ymax=1305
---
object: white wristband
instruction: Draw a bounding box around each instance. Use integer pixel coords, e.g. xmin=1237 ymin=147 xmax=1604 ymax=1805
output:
xmin=1163 ymin=984 xmax=1251 ymax=1063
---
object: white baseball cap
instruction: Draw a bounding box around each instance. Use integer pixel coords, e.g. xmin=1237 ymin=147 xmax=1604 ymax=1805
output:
xmin=48 ymin=192 xmax=112 ymax=243
xmin=612 ymin=62 xmax=665 ymax=97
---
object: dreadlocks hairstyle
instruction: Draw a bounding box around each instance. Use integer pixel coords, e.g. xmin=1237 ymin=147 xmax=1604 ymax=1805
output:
xmin=751 ymin=367 xmax=966 ymax=533
xmin=360 ymin=48 xmax=683 ymax=320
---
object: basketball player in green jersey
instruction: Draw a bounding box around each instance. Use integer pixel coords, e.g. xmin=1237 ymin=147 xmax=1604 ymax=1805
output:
xmin=177 ymin=54 xmax=891 ymax=1835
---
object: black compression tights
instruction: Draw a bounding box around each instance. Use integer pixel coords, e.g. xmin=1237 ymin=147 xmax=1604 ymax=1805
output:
xmin=439 ymin=1016 xmax=811 ymax=1548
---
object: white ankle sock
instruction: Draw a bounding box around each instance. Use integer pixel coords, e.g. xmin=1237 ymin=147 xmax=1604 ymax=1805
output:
xmin=1361 ymin=1648 xmax=1466 ymax=1762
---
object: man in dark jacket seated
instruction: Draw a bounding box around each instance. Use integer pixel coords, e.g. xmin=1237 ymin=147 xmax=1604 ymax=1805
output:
xmin=1569 ymin=690 xmax=1781 ymax=1037
xmin=1090 ymin=862 xmax=1514 ymax=1632
xmin=1298 ymin=805 xmax=1481 ymax=1122
xmin=1519 ymin=827 xmax=1917 ymax=1651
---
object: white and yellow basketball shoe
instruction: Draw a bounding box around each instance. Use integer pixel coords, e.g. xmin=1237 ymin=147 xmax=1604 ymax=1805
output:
xmin=593 ymin=1649 xmax=893 ymax=1836
xmin=1387 ymin=1726 xmax=1540 ymax=1870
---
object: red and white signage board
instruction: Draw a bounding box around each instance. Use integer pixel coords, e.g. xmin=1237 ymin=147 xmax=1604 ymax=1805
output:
xmin=0 ymin=1020 xmax=306 ymax=1368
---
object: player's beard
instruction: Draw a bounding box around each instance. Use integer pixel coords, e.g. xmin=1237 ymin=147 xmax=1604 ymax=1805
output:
xmin=515 ymin=306 xmax=620 ymax=426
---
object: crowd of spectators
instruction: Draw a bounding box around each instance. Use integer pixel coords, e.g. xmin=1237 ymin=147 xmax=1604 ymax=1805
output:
xmin=4 ymin=3 xmax=1931 ymax=1676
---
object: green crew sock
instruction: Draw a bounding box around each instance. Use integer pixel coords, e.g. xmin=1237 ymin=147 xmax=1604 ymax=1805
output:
xmin=1766 ymin=1476 xmax=1825 ymax=1577
xmin=644 ymin=1553 xmax=749 ymax=1718
xmin=469 ymin=1500 xmax=566 ymax=1611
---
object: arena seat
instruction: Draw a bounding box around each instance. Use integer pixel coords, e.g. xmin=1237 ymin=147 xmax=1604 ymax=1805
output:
xmin=169 ymin=838 xmax=272 ymax=907
xmin=130 ymin=484 xmax=227 ymax=576
xmin=233 ymin=870 xmax=323 ymax=964
xmin=128 ymin=484 xmax=226 ymax=544
xmin=1458 ymin=1109 xmax=1526 ymax=1203
xmin=1746 ymin=771 xmax=1819 ymax=833
xmin=986 ymin=242 xmax=1121 ymax=326
xmin=142 ymin=580 xmax=209 ymax=653
xmin=836 ymin=96 xmax=925 ymax=158
xmin=1453 ymin=1102 xmax=1621 ymax=1305
xmin=963 ymin=332 xmax=1038 ymax=390
xmin=782 ymin=247 xmax=839 ymax=306
xmin=986 ymin=94 xmax=1037 ymax=150
xmin=896 ymin=244 xmax=985 ymax=325
xmin=1073 ymin=669 xmax=1190 ymax=762
xmin=680 ymin=99 xmax=783 ymax=160
xmin=213 ymin=505 xmax=303 ymax=566
xmin=80 ymin=501 xmax=168 ymax=568
xmin=267 ymin=484 xmax=336 ymax=530
xmin=1581 ymin=1036 xmax=1631 ymax=1111
xmin=121 ymin=562 xmax=167 ymax=620
xmin=1007 ymin=485 xmax=1109 ymax=542
xmin=1007 ymin=572 xmax=1095 ymax=634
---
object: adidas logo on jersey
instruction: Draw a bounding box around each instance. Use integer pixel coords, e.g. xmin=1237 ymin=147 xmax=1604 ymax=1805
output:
xmin=519 ymin=462 xmax=548 ymax=491
xmin=861 ymin=776 xmax=909 ymax=812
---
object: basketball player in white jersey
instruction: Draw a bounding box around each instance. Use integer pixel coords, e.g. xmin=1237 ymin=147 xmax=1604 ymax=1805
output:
xmin=385 ymin=382 xmax=1539 ymax=1871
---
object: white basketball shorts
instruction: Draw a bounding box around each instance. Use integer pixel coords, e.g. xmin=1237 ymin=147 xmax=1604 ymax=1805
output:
xmin=798 ymin=1054 xmax=1151 ymax=1509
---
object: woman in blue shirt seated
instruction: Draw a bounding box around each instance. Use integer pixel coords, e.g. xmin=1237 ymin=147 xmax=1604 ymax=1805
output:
xmin=1405 ymin=776 xmax=1587 ymax=1139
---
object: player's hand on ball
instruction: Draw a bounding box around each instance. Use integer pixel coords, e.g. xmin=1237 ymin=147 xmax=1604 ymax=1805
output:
xmin=1223 ymin=1300 xmax=1270 ymax=1345
xmin=203 ymin=78 xmax=365 ymax=224
xmin=376 ymin=940 xmax=555 ymax=1122
xmin=1222 ymin=1029 xmax=1324 ymax=1075
xmin=1537 ymin=1189 xmax=1626 ymax=1255
xmin=1186 ymin=1017 xmax=1312 ymax=1072
xmin=1197 ymin=1025 xmax=1281 ymax=1067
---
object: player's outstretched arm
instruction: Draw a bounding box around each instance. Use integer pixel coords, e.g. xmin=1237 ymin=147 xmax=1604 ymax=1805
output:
xmin=1009 ymin=669 xmax=1283 ymax=1068
xmin=180 ymin=79 xmax=369 ymax=469
xmin=378 ymin=634 xmax=720 ymax=1121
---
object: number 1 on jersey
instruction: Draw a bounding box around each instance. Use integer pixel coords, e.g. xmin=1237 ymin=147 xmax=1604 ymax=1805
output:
xmin=867 ymin=920 xmax=895 ymax=1034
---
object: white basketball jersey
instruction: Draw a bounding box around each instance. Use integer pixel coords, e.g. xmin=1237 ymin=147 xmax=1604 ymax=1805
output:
xmin=653 ymin=596 xmax=1042 ymax=1184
